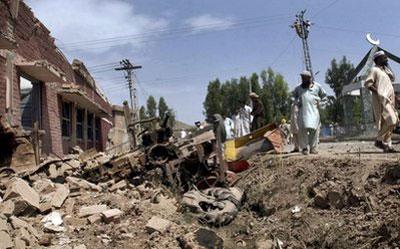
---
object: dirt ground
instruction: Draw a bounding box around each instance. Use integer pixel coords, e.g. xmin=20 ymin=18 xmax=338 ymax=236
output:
xmin=3 ymin=141 xmax=400 ymax=249
xmin=73 ymin=142 xmax=400 ymax=248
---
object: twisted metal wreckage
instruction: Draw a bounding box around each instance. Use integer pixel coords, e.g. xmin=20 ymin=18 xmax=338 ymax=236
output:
xmin=0 ymin=112 xmax=285 ymax=226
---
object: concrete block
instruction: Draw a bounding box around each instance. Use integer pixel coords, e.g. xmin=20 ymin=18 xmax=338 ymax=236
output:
xmin=0 ymin=230 xmax=13 ymax=249
xmin=145 ymin=216 xmax=171 ymax=234
xmin=51 ymin=184 xmax=69 ymax=208
xmin=109 ymin=180 xmax=127 ymax=192
xmin=87 ymin=214 xmax=102 ymax=224
xmin=101 ymin=209 xmax=123 ymax=223
xmin=0 ymin=200 xmax=14 ymax=217
xmin=78 ymin=205 xmax=108 ymax=217
xmin=3 ymin=178 xmax=40 ymax=210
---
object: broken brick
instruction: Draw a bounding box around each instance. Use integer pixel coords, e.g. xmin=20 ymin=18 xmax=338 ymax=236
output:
xmin=3 ymin=178 xmax=40 ymax=211
xmin=51 ymin=184 xmax=70 ymax=208
xmin=102 ymin=209 xmax=123 ymax=223
xmin=0 ymin=230 xmax=13 ymax=249
xmin=145 ymin=216 xmax=171 ymax=234
xmin=78 ymin=205 xmax=108 ymax=217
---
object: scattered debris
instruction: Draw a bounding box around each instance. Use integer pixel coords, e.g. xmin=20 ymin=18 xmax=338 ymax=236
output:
xmin=78 ymin=205 xmax=108 ymax=218
xmin=41 ymin=212 xmax=64 ymax=233
xmin=145 ymin=216 xmax=171 ymax=234
xmin=182 ymin=187 xmax=244 ymax=226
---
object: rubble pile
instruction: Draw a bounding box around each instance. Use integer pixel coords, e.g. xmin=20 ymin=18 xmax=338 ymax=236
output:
xmin=233 ymin=156 xmax=400 ymax=249
xmin=0 ymin=133 xmax=249 ymax=249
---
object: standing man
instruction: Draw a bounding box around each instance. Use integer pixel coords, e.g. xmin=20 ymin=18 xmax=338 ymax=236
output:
xmin=249 ymin=92 xmax=265 ymax=131
xmin=365 ymin=51 xmax=398 ymax=153
xmin=234 ymin=102 xmax=252 ymax=137
xmin=223 ymin=115 xmax=235 ymax=139
xmin=293 ymin=71 xmax=327 ymax=155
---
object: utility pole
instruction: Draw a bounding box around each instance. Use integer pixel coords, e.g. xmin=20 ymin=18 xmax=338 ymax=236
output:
xmin=115 ymin=59 xmax=142 ymax=148
xmin=291 ymin=10 xmax=313 ymax=77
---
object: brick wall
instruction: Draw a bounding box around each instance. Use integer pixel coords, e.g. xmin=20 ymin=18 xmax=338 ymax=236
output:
xmin=0 ymin=1 xmax=113 ymax=156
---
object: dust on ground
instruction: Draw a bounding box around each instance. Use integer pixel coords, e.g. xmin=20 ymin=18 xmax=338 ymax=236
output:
xmin=1 ymin=141 xmax=400 ymax=249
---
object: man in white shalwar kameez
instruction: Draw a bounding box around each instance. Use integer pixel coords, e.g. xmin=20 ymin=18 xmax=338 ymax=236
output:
xmin=365 ymin=51 xmax=398 ymax=153
xmin=224 ymin=115 xmax=235 ymax=140
xmin=234 ymin=103 xmax=252 ymax=137
xmin=293 ymin=71 xmax=327 ymax=155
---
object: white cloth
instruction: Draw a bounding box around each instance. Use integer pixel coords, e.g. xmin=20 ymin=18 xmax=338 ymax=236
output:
xmin=293 ymin=82 xmax=327 ymax=130
xmin=180 ymin=130 xmax=187 ymax=139
xmin=224 ymin=117 xmax=235 ymax=139
xmin=298 ymin=127 xmax=319 ymax=150
xmin=234 ymin=105 xmax=252 ymax=137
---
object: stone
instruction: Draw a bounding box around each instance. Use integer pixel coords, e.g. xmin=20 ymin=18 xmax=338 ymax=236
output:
xmin=0 ymin=216 xmax=9 ymax=232
xmin=145 ymin=216 xmax=171 ymax=234
xmin=0 ymin=230 xmax=13 ymax=249
xmin=0 ymin=201 xmax=14 ymax=217
xmin=14 ymin=237 xmax=26 ymax=249
xmin=255 ymin=239 xmax=274 ymax=249
xmin=65 ymin=199 xmax=75 ymax=214
xmin=33 ymin=179 xmax=56 ymax=195
xmin=51 ymin=184 xmax=70 ymax=208
xmin=109 ymin=180 xmax=127 ymax=192
xmin=17 ymin=227 xmax=35 ymax=246
xmin=10 ymin=216 xmax=39 ymax=239
xmin=78 ymin=205 xmax=108 ymax=217
xmin=195 ymin=228 xmax=223 ymax=249
xmin=66 ymin=159 xmax=81 ymax=169
xmin=48 ymin=164 xmax=59 ymax=179
xmin=327 ymin=190 xmax=344 ymax=209
xmin=87 ymin=214 xmax=102 ymax=224
xmin=66 ymin=177 xmax=102 ymax=192
xmin=74 ymin=244 xmax=87 ymax=249
xmin=38 ymin=234 xmax=52 ymax=246
xmin=39 ymin=202 xmax=52 ymax=214
xmin=101 ymin=209 xmax=123 ymax=223
xmin=313 ymin=192 xmax=329 ymax=209
xmin=3 ymin=178 xmax=40 ymax=211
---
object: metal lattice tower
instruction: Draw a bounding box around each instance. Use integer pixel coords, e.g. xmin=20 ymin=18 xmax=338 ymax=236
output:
xmin=291 ymin=10 xmax=313 ymax=77
xmin=115 ymin=59 xmax=142 ymax=122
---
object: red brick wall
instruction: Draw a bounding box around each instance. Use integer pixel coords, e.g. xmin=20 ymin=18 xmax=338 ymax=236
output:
xmin=0 ymin=1 xmax=113 ymax=155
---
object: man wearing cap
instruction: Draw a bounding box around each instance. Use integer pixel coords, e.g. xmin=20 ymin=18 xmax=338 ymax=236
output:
xmin=365 ymin=50 xmax=398 ymax=152
xmin=293 ymin=70 xmax=327 ymax=155
xmin=249 ymin=92 xmax=265 ymax=131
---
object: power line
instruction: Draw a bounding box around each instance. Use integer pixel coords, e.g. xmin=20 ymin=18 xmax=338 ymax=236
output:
xmin=60 ymin=14 xmax=291 ymax=48
xmin=61 ymin=17 xmax=291 ymax=52
xmin=312 ymin=0 xmax=340 ymax=18
xmin=314 ymin=24 xmax=400 ymax=39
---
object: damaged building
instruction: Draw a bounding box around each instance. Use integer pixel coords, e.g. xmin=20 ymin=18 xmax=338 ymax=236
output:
xmin=0 ymin=0 xmax=113 ymax=164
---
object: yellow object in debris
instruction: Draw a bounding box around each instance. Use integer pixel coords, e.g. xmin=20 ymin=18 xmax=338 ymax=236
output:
xmin=224 ymin=124 xmax=276 ymax=162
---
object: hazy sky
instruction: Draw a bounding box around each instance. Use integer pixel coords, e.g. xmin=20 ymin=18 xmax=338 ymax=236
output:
xmin=26 ymin=0 xmax=400 ymax=124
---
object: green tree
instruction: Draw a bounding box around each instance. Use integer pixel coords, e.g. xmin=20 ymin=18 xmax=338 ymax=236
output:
xmin=325 ymin=56 xmax=354 ymax=98
xmin=260 ymin=68 xmax=290 ymax=123
xmin=324 ymin=56 xmax=355 ymax=124
xmin=146 ymin=96 xmax=157 ymax=118
xmin=139 ymin=106 xmax=147 ymax=120
xmin=203 ymin=79 xmax=223 ymax=117
xmin=158 ymin=97 xmax=168 ymax=120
